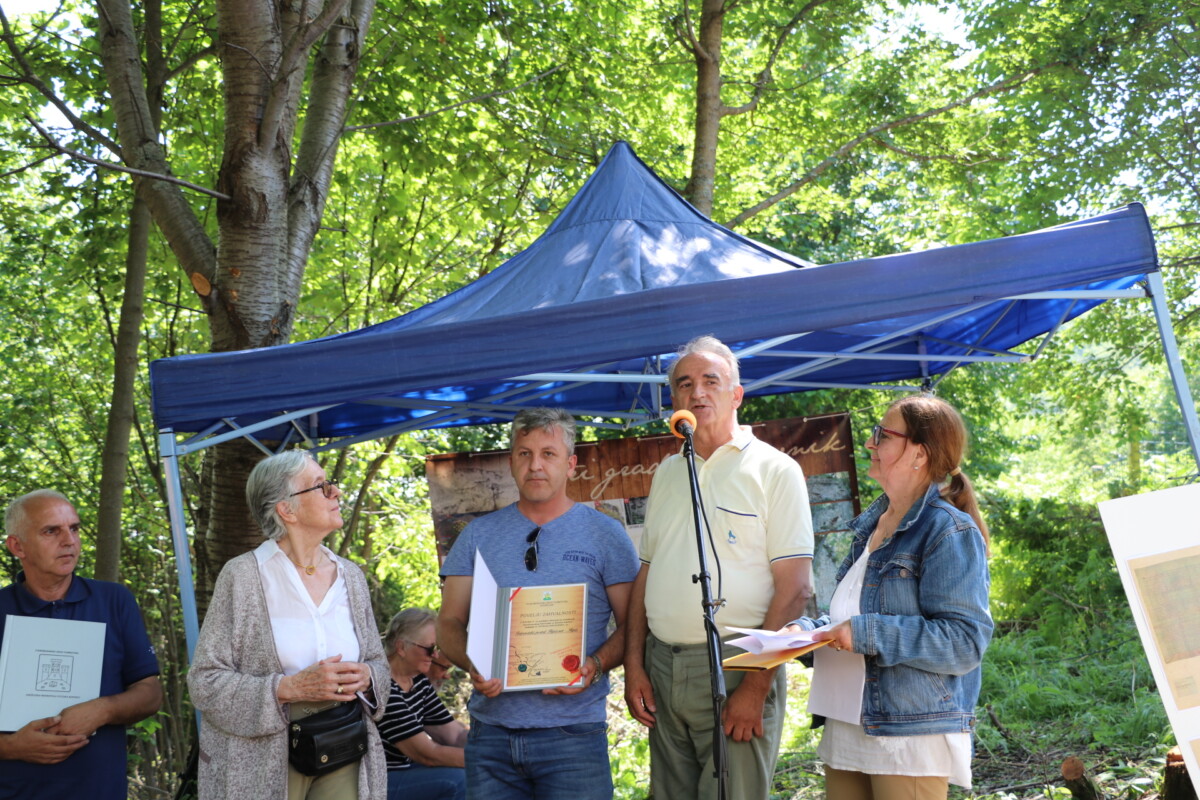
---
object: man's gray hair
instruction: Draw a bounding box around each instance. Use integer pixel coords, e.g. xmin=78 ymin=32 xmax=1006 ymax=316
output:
xmin=510 ymin=407 xmax=577 ymax=455
xmin=246 ymin=450 xmax=316 ymax=541
xmin=5 ymin=489 xmax=70 ymax=540
xmin=667 ymin=335 xmax=741 ymax=386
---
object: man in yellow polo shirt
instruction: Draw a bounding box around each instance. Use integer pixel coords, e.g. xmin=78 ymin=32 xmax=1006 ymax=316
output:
xmin=624 ymin=335 xmax=814 ymax=800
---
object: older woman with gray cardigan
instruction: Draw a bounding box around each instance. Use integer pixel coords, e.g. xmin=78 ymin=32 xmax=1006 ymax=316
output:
xmin=187 ymin=451 xmax=389 ymax=799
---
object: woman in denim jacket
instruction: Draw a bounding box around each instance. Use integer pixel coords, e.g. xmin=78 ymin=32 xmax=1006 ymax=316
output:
xmin=789 ymin=395 xmax=992 ymax=800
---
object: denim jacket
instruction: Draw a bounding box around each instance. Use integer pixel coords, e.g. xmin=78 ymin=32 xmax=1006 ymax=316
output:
xmin=792 ymin=483 xmax=992 ymax=737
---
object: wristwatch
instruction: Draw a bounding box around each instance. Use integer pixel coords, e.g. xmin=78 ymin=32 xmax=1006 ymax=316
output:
xmin=588 ymin=654 xmax=604 ymax=686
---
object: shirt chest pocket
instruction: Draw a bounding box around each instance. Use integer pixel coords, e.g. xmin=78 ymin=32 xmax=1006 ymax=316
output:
xmin=715 ymin=506 xmax=766 ymax=565
xmin=877 ymin=553 xmax=922 ymax=616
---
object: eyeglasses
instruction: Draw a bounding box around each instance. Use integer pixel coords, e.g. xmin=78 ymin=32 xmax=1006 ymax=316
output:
xmin=405 ymin=641 xmax=437 ymax=657
xmin=524 ymin=527 xmax=541 ymax=571
xmin=289 ymin=479 xmax=338 ymax=499
xmin=870 ymin=425 xmax=909 ymax=447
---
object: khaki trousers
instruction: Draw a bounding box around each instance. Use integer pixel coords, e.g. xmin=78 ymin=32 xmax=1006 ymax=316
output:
xmin=646 ymin=634 xmax=786 ymax=800
xmin=824 ymin=766 xmax=949 ymax=800
xmin=286 ymin=701 xmax=361 ymax=800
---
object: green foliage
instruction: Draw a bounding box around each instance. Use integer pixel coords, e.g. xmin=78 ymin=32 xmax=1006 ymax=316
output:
xmin=610 ymin=728 xmax=651 ymax=799
xmin=984 ymin=494 xmax=1124 ymax=631
xmin=977 ymin=625 xmax=1169 ymax=756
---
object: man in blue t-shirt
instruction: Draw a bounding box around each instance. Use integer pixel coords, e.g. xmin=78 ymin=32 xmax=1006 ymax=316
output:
xmin=438 ymin=408 xmax=640 ymax=800
xmin=0 ymin=490 xmax=162 ymax=800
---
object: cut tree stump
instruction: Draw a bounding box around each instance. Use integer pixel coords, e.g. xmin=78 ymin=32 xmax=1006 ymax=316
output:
xmin=1062 ymin=756 xmax=1103 ymax=800
xmin=1164 ymin=746 xmax=1198 ymax=800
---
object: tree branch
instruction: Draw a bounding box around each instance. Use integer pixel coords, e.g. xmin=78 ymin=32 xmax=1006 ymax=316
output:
xmin=724 ymin=64 xmax=1058 ymax=228
xmin=0 ymin=151 xmax=58 ymax=179
xmin=162 ymin=44 xmax=218 ymax=86
xmin=0 ymin=4 xmax=121 ymax=156
xmin=95 ymin=0 xmax=216 ymax=292
xmin=260 ymin=0 xmax=352 ymax=147
xmin=871 ymin=133 xmax=1002 ymax=166
xmin=345 ymin=63 xmax=567 ymax=132
xmin=148 ymin=296 xmax=204 ymax=314
xmin=26 ymin=113 xmax=231 ymax=199
xmin=721 ymin=0 xmax=834 ymax=118
xmin=1147 ymin=144 xmax=1200 ymax=205
xmin=675 ymin=0 xmax=700 ymax=54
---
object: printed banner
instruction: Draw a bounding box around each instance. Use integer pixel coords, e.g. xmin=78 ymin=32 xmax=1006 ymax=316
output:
xmin=426 ymin=414 xmax=859 ymax=611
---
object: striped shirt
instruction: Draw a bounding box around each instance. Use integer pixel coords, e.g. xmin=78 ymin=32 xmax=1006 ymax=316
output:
xmin=377 ymin=674 xmax=455 ymax=770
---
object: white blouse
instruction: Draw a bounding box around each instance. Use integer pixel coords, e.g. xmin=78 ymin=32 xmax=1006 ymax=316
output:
xmin=813 ymin=547 xmax=973 ymax=788
xmin=254 ymin=539 xmax=360 ymax=675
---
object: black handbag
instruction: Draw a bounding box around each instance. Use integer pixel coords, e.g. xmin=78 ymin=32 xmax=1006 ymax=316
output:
xmin=287 ymin=700 xmax=369 ymax=778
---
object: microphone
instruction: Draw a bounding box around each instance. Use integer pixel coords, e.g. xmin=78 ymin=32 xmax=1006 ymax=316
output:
xmin=669 ymin=409 xmax=696 ymax=439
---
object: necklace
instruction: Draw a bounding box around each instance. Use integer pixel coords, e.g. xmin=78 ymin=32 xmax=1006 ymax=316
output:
xmin=285 ymin=549 xmax=321 ymax=575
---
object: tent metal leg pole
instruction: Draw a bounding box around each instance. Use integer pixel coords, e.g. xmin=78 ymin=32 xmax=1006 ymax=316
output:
xmin=160 ymin=431 xmax=201 ymax=662
xmin=1147 ymin=271 xmax=1200 ymax=474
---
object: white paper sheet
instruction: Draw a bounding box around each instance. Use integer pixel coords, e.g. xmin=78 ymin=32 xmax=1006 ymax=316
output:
xmin=0 ymin=615 xmax=106 ymax=731
xmin=724 ymin=625 xmax=823 ymax=653
xmin=466 ymin=550 xmax=499 ymax=680
xmin=807 ymin=644 xmax=866 ymax=724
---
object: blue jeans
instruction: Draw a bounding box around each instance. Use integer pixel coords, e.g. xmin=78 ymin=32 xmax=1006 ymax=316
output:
xmin=387 ymin=763 xmax=466 ymax=800
xmin=465 ymin=718 xmax=612 ymax=800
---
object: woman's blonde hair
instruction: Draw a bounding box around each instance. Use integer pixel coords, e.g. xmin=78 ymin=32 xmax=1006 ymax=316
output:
xmin=383 ymin=607 xmax=437 ymax=656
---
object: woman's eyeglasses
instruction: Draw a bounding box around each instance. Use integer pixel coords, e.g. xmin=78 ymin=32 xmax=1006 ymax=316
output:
xmin=406 ymin=641 xmax=437 ymax=657
xmin=289 ymin=479 xmax=338 ymax=499
xmin=524 ymin=527 xmax=541 ymax=571
xmin=870 ymin=425 xmax=909 ymax=447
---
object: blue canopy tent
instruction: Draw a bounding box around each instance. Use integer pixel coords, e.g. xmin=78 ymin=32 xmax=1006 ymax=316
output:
xmin=150 ymin=142 xmax=1197 ymax=659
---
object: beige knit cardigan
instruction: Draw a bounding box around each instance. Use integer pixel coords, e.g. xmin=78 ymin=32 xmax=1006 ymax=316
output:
xmin=187 ymin=550 xmax=390 ymax=799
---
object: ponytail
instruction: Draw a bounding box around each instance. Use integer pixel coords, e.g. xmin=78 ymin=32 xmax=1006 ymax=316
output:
xmin=893 ymin=394 xmax=990 ymax=557
xmin=942 ymin=470 xmax=990 ymax=556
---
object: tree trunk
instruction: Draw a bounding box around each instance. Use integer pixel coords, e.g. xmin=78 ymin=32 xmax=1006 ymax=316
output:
xmin=192 ymin=439 xmax=267 ymax=617
xmin=683 ymin=0 xmax=725 ymax=216
xmin=97 ymin=0 xmax=375 ymax=603
xmin=1061 ymin=755 xmax=1103 ymax=800
xmin=94 ymin=192 xmax=150 ymax=581
xmin=193 ymin=0 xmax=376 ymax=602
xmin=1165 ymin=746 xmax=1198 ymax=800
xmin=93 ymin=0 xmax=164 ymax=582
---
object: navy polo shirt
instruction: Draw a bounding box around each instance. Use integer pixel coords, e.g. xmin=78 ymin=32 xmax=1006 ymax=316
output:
xmin=0 ymin=573 xmax=159 ymax=800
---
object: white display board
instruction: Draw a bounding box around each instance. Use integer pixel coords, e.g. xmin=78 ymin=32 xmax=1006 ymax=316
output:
xmin=1099 ymin=482 xmax=1200 ymax=795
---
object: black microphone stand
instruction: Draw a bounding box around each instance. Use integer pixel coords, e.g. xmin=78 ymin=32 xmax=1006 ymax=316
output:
xmin=678 ymin=424 xmax=730 ymax=800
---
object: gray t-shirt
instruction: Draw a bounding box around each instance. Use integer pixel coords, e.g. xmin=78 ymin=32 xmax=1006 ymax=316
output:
xmin=440 ymin=502 xmax=639 ymax=727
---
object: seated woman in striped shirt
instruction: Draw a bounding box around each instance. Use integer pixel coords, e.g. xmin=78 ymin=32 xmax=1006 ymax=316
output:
xmin=378 ymin=608 xmax=467 ymax=800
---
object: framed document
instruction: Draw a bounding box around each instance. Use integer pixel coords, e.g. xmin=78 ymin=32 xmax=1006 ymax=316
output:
xmin=0 ymin=615 xmax=106 ymax=731
xmin=467 ymin=552 xmax=589 ymax=691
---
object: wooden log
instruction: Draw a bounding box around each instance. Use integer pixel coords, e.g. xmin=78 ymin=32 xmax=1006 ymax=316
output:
xmin=1164 ymin=746 xmax=1198 ymax=800
xmin=1061 ymin=756 xmax=1103 ymax=800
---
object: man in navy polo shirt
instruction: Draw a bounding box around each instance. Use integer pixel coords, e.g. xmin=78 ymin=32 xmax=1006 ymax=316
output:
xmin=0 ymin=490 xmax=162 ymax=799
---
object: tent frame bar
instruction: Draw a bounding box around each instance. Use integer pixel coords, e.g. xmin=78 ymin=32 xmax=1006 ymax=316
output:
xmin=1147 ymin=271 xmax=1200 ymax=471
xmin=160 ymin=431 xmax=200 ymax=659
xmin=761 ymin=349 xmax=1030 ymax=364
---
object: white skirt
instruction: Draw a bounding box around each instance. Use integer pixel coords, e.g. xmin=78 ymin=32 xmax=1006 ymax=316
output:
xmin=818 ymin=717 xmax=973 ymax=788
xmin=812 ymin=547 xmax=973 ymax=788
